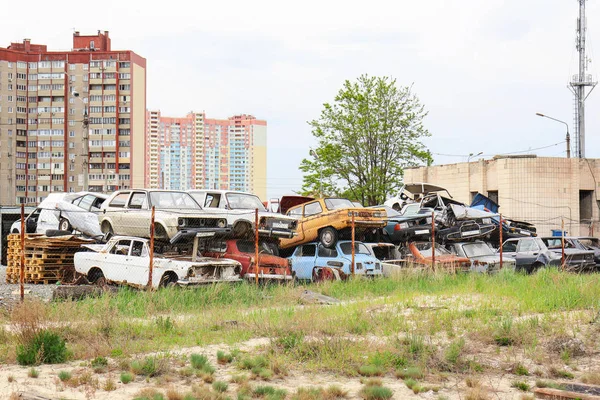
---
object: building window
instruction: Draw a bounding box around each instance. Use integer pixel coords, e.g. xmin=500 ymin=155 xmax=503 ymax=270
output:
xmin=580 ymin=190 xmax=594 ymax=223
xmin=69 ymin=64 xmax=76 ymax=71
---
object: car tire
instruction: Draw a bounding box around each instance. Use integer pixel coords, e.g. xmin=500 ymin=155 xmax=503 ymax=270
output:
xmin=88 ymin=269 xmax=105 ymax=285
xmin=45 ymin=229 xmax=72 ymax=237
xmin=101 ymin=221 xmax=114 ymax=235
xmin=159 ymin=273 xmax=177 ymax=288
xmin=59 ymin=218 xmax=72 ymax=232
xmin=526 ymin=262 xmax=544 ymax=274
xmin=319 ymin=227 xmax=338 ymax=248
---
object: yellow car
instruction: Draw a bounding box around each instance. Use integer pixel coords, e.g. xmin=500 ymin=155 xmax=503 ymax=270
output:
xmin=279 ymin=198 xmax=387 ymax=249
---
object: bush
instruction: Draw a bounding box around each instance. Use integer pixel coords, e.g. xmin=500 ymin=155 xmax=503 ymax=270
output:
xmin=131 ymin=356 xmax=168 ymax=377
xmin=58 ymin=370 xmax=72 ymax=382
xmin=121 ymin=372 xmax=133 ymax=384
xmin=28 ymin=368 xmax=39 ymax=378
xmin=16 ymin=330 xmax=67 ymax=366
xmin=190 ymin=354 xmax=209 ymax=369
xmin=212 ymin=381 xmax=228 ymax=393
xmin=511 ymin=381 xmax=530 ymax=392
xmin=359 ymin=385 xmax=393 ymax=400
xmin=216 ymin=350 xmax=234 ymax=364
xmin=358 ymin=365 xmax=385 ymax=377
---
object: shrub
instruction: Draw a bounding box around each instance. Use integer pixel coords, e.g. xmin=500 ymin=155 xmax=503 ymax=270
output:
xmin=91 ymin=356 xmax=108 ymax=367
xmin=120 ymin=372 xmax=133 ymax=384
xmin=359 ymin=384 xmax=393 ymax=400
xmin=28 ymin=368 xmax=39 ymax=378
xmin=217 ymin=350 xmax=234 ymax=364
xmin=131 ymin=356 xmax=168 ymax=377
xmin=395 ymin=367 xmax=424 ymax=380
xmin=511 ymin=381 xmax=530 ymax=392
xmin=103 ymin=377 xmax=117 ymax=391
xmin=514 ymin=364 xmax=529 ymax=376
xmin=358 ymin=365 xmax=385 ymax=377
xmin=212 ymin=381 xmax=228 ymax=393
xmin=190 ymin=354 xmax=209 ymax=369
xmin=253 ymin=385 xmax=287 ymax=400
xmin=58 ymin=370 xmax=72 ymax=382
xmin=16 ymin=330 xmax=67 ymax=366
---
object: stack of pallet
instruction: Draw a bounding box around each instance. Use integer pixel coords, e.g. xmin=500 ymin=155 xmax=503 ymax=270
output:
xmin=6 ymin=234 xmax=91 ymax=284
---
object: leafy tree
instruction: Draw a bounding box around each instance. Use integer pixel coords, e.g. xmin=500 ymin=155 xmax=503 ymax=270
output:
xmin=300 ymin=75 xmax=433 ymax=206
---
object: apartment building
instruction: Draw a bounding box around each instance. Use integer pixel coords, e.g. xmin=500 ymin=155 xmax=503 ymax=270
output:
xmin=145 ymin=112 xmax=267 ymax=199
xmin=0 ymin=31 xmax=146 ymax=205
xmin=403 ymin=156 xmax=600 ymax=236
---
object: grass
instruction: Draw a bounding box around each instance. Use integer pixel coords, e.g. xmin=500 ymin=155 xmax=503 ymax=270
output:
xmin=27 ymin=368 xmax=39 ymax=378
xmin=58 ymin=370 xmax=72 ymax=382
xmin=120 ymin=371 xmax=134 ymax=384
xmin=1 ymin=269 xmax=599 ymax=397
xmin=511 ymin=381 xmax=530 ymax=392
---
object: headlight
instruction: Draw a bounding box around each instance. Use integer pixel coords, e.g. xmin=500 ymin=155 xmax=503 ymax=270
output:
xmin=426 ymin=217 xmax=432 ymax=224
xmin=482 ymin=218 xmax=491 ymax=224
xmin=217 ymin=219 xmax=227 ymax=228
xmin=400 ymin=222 xmax=409 ymax=229
xmin=372 ymin=212 xmax=382 ymax=218
xmin=178 ymin=218 xmax=185 ymax=226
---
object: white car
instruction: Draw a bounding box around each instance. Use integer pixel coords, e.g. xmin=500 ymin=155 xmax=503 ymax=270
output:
xmin=188 ymin=190 xmax=298 ymax=239
xmin=11 ymin=192 xmax=108 ymax=237
xmin=75 ymin=236 xmax=243 ymax=288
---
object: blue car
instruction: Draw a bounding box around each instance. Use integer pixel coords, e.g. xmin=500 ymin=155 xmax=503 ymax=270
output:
xmin=288 ymin=241 xmax=383 ymax=281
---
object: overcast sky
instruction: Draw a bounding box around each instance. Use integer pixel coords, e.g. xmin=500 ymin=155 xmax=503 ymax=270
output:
xmin=2 ymin=0 xmax=599 ymax=199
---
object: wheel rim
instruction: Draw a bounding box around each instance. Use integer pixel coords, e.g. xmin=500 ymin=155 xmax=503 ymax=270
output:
xmin=322 ymin=231 xmax=333 ymax=245
xmin=60 ymin=220 xmax=69 ymax=230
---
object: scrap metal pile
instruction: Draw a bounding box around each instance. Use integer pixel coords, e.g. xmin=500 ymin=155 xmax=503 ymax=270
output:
xmin=5 ymin=184 xmax=599 ymax=289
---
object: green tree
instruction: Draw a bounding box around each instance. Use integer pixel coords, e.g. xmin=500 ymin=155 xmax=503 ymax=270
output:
xmin=300 ymin=74 xmax=433 ymax=206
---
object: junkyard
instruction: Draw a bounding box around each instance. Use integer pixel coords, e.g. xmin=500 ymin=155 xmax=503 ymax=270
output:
xmin=1 ymin=186 xmax=600 ymax=400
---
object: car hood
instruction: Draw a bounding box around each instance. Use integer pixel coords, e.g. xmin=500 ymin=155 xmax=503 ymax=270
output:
xmin=257 ymin=211 xmax=297 ymax=222
xmin=468 ymin=255 xmax=514 ymax=264
xmin=449 ymin=204 xmax=498 ymax=220
xmin=279 ymin=195 xmax=314 ymax=214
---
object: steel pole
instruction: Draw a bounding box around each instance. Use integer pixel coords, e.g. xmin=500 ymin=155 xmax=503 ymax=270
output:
xmin=20 ymin=204 xmax=25 ymax=302
xmin=148 ymin=206 xmax=155 ymax=288
xmin=431 ymin=211 xmax=436 ymax=271
xmin=499 ymin=214 xmax=503 ymax=269
xmin=561 ymin=218 xmax=565 ymax=270
xmin=255 ymin=209 xmax=259 ymax=285
xmin=351 ymin=213 xmax=355 ymax=277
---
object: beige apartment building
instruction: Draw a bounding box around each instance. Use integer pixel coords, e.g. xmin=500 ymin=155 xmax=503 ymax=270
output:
xmin=0 ymin=31 xmax=146 ymax=205
xmin=403 ymin=156 xmax=600 ymax=237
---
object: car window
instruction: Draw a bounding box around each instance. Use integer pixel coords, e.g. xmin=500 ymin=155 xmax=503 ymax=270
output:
xmin=237 ymin=240 xmax=279 ymax=256
xmin=226 ymin=193 xmax=267 ymax=210
xmin=205 ymin=193 xmax=223 ymax=208
xmin=304 ymin=202 xmax=323 ymax=216
xmin=462 ymin=242 xmax=494 ymax=257
xmin=517 ymin=239 xmax=539 ymax=252
xmin=109 ymin=192 xmax=130 ymax=208
xmin=339 ymin=242 xmax=371 ymax=255
xmin=77 ymin=194 xmax=95 ymax=211
xmin=131 ymin=241 xmax=147 ymax=257
xmin=91 ymin=196 xmax=105 ymax=211
xmin=317 ymin=246 xmax=338 ymax=258
xmin=129 ymin=192 xmax=148 ymax=209
xmin=324 ymin=198 xmax=354 ymax=210
xmin=502 ymin=241 xmax=518 ymax=253
xmin=110 ymin=240 xmax=131 ymax=255
xmin=149 ymin=192 xmax=199 ymax=209
xmin=300 ymin=244 xmax=316 ymax=257
xmin=288 ymin=206 xmax=303 ymax=217
xmin=71 ymin=196 xmax=84 ymax=207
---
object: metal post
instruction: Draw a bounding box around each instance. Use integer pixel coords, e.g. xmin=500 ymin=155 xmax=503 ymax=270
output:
xmin=20 ymin=204 xmax=25 ymax=302
xmin=566 ymin=132 xmax=571 ymax=159
xmin=148 ymin=206 xmax=155 ymax=288
xmin=431 ymin=211 xmax=436 ymax=270
xmin=255 ymin=208 xmax=259 ymax=285
xmin=561 ymin=218 xmax=565 ymax=270
xmin=499 ymin=214 xmax=503 ymax=269
xmin=351 ymin=213 xmax=355 ymax=277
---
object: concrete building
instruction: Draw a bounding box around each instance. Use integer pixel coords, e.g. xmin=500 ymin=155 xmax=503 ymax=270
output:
xmin=145 ymin=112 xmax=267 ymax=199
xmin=0 ymin=31 xmax=146 ymax=205
xmin=403 ymin=156 xmax=600 ymax=237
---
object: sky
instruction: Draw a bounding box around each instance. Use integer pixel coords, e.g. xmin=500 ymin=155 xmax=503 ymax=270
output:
xmin=2 ymin=0 xmax=600 ymax=199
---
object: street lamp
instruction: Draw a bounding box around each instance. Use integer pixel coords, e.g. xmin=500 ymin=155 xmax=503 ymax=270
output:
xmin=309 ymin=149 xmax=322 ymax=198
xmin=536 ymin=113 xmax=571 ymax=158
xmin=467 ymin=152 xmax=483 ymax=163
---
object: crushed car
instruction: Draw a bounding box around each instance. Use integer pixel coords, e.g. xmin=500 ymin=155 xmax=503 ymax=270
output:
xmin=404 ymin=242 xmax=471 ymax=272
xmin=75 ymin=236 xmax=242 ymax=288
xmin=575 ymin=236 xmax=600 ymax=267
xmin=378 ymin=205 xmax=434 ymax=244
xmin=200 ymin=239 xmax=294 ymax=282
xmin=280 ymin=198 xmax=386 ymax=249
xmin=99 ymin=189 xmax=230 ymax=244
xmin=188 ymin=190 xmax=298 ymax=239
xmin=446 ymin=241 xmax=515 ymax=273
xmin=288 ymin=241 xmax=383 ymax=281
xmin=363 ymin=242 xmax=403 ymax=277
xmin=540 ymin=237 xmax=596 ymax=272
xmin=500 ymin=237 xmax=563 ymax=273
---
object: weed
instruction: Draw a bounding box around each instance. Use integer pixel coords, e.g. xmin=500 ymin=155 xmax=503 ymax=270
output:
xmin=166 ymin=388 xmax=185 ymax=400
xmin=16 ymin=330 xmax=67 ymax=365
xmin=91 ymin=355 xmax=108 ymax=367
xmin=358 ymin=365 xmax=385 ymax=377
xmin=511 ymin=381 xmax=530 ymax=392
xmin=239 ymin=355 xmax=269 ymax=370
xmin=213 ymin=381 xmax=228 ymax=393
xmin=514 ymin=364 xmax=529 ymax=376
xmin=134 ymin=388 xmax=166 ymax=400
xmin=217 ymin=350 xmax=234 ymax=364
xmin=359 ymin=384 xmax=393 ymax=400
xmin=396 ymin=366 xmax=423 ymax=380
xmin=120 ymin=371 xmax=134 ymax=384
xmin=28 ymin=368 xmax=39 ymax=378
xmin=155 ymin=316 xmax=175 ymax=332
xmin=230 ymin=374 xmax=249 ymax=384
xmin=445 ymin=337 xmax=465 ymax=366
xmin=581 ymin=370 xmax=600 ymax=385
xmin=276 ymin=331 xmax=305 ymax=351
xmin=404 ymin=378 xmax=418 ymax=390
xmin=58 ymin=370 xmax=72 ymax=382
xmin=407 ymin=334 xmax=425 ymax=356
xmin=535 ymin=380 xmax=564 ymax=389
xmin=292 ymin=386 xmax=348 ymax=400
xmin=548 ymin=366 xmax=574 ymax=379
xmin=253 ymin=385 xmax=287 ymax=400
xmin=131 ymin=356 xmax=169 ymax=377
xmin=190 ymin=353 xmax=209 ymax=369
xmin=103 ymin=377 xmax=117 ymax=391
xmin=493 ymin=318 xmax=515 ymax=346
xmin=7 ymin=375 xmax=15 ymax=383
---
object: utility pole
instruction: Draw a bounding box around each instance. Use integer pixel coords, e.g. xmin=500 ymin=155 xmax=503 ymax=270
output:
xmin=569 ymin=0 xmax=597 ymax=158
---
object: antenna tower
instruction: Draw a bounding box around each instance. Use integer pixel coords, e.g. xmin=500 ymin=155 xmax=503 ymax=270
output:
xmin=569 ymin=0 xmax=597 ymax=158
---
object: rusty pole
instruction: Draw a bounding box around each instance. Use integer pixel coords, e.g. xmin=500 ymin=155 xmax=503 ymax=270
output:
xmin=561 ymin=218 xmax=565 ymax=270
xmin=255 ymin=208 xmax=259 ymax=285
xmin=20 ymin=204 xmax=25 ymax=302
xmin=499 ymin=214 xmax=503 ymax=269
xmin=431 ymin=211 xmax=436 ymax=270
xmin=148 ymin=206 xmax=155 ymax=289
xmin=351 ymin=213 xmax=355 ymax=277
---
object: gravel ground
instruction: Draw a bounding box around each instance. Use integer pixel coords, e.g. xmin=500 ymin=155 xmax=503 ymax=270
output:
xmin=0 ymin=265 xmax=56 ymax=308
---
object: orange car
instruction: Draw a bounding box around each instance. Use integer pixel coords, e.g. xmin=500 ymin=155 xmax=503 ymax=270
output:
xmin=406 ymin=242 xmax=471 ymax=271
xmin=279 ymin=198 xmax=387 ymax=249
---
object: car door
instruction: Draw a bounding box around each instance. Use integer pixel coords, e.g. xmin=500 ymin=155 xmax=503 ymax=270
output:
xmin=104 ymin=191 xmax=131 ymax=233
xmin=290 ymin=244 xmax=317 ymax=280
xmin=315 ymin=244 xmax=341 ymax=272
xmin=122 ymin=191 xmax=151 ymax=237
xmin=500 ymin=239 xmax=518 ymax=259
xmin=284 ymin=206 xmax=305 ymax=246
xmin=103 ymin=239 xmax=132 ymax=283
xmin=127 ymin=239 xmax=153 ymax=286
xmin=301 ymin=201 xmax=325 ymax=243
xmin=516 ymin=238 xmax=540 ymax=267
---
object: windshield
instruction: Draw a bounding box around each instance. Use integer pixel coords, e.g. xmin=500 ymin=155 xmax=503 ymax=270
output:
xmin=414 ymin=242 xmax=450 ymax=257
xmin=402 ymin=203 xmax=421 ymax=217
xmin=149 ymin=192 xmax=200 ymax=209
xmin=462 ymin=242 xmax=494 ymax=257
xmin=339 ymin=242 xmax=371 ymax=255
xmin=324 ymin=198 xmax=355 ymax=210
xmin=370 ymin=245 xmax=396 ymax=260
xmin=378 ymin=205 xmax=401 ymax=218
xmin=226 ymin=193 xmax=267 ymax=211
xmin=579 ymin=238 xmax=599 ymax=248
xmin=236 ymin=240 xmax=279 ymax=256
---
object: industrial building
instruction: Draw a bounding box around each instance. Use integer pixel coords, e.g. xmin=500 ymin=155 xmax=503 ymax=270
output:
xmin=145 ymin=112 xmax=267 ymax=199
xmin=403 ymin=156 xmax=600 ymax=237
xmin=0 ymin=31 xmax=146 ymax=205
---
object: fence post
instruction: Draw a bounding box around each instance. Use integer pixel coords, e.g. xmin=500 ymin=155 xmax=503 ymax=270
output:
xmin=431 ymin=211 xmax=435 ymax=271
xmin=561 ymin=218 xmax=565 ymax=271
xmin=147 ymin=206 xmax=155 ymax=289
xmin=20 ymin=204 xmax=25 ymax=302
xmin=351 ymin=213 xmax=355 ymax=277
xmin=255 ymin=208 xmax=259 ymax=285
xmin=499 ymin=214 xmax=503 ymax=269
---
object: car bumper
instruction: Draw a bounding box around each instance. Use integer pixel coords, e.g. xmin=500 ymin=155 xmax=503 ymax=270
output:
xmin=177 ymin=276 xmax=242 ymax=285
xmin=244 ymin=273 xmax=294 ymax=281
xmin=170 ymin=227 xmax=232 ymax=244
xmin=258 ymin=228 xmax=295 ymax=239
